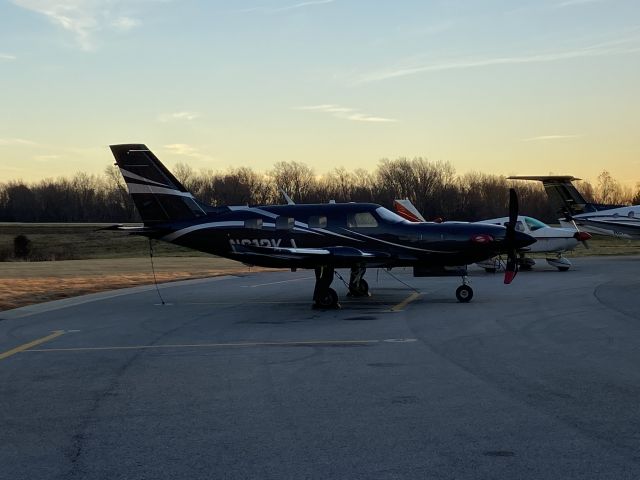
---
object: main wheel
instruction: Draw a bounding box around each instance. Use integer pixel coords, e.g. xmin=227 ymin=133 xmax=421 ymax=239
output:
xmin=349 ymin=279 xmax=369 ymax=297
xmin=455 ymin=285 xmax=473 ymax=303
xmin=557 ymin=266 xmax=570 ymax=272
xmin=314 ymin=288 xmax=340 ymax=309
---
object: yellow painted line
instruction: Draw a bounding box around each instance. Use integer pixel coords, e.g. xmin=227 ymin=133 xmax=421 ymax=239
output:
xmin=27 ymin=339 xmax=383 ymax=353
xmin=390 ymin=292 xmax=421 ymax=312
xmin=0 ymin=330 xmax=65 ymax=361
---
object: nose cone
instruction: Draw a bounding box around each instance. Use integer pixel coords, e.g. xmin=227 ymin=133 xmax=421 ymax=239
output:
xmin=515 ymin=230 xmax=536 ymax=249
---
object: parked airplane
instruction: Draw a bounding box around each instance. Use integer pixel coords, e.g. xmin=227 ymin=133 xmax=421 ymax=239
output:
xmin=392 ymin=199 xmax=590 ymax=272
xmin=109 ymin=144 xmax=534 ymax=308
xmin=509 ymin=176 xmax=640 ymax=239
xmin=475 ymin=215 xmax=591 ymax=272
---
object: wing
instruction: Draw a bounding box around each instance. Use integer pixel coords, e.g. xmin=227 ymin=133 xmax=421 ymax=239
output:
xmin=230 ymin=244 xmax=394 ymax=268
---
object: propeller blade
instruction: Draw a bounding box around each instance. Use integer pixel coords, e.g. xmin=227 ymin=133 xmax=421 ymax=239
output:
xmin=504 ymin=254 xmax=517 ymax=284
xmin=571 ymin=220 xmax=591 ymax=249
xmin=504 ymin=188 xmax=519 ymax=285
xmin=509 ymin=187 xmax=518 ymax=227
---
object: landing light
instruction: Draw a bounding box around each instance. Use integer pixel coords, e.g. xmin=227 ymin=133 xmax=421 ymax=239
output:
xmin=470 ymin=234 xmax=494 ymax=244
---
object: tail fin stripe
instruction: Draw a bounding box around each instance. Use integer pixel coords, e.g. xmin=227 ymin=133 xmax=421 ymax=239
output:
xmin=120 ymin=168 xmax=170 ymax=187
xmin=126 ymin=183 xmax=195 ymax=197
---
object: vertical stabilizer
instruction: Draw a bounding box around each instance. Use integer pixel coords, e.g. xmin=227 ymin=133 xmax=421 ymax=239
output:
xmin=110 ymin=144 xmax=206 ymax=224
xmin=508 ymin=175 xmax=592 ymax=218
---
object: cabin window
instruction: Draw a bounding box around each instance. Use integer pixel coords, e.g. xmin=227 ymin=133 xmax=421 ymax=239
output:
xmin=183 ymin=197 xmax=205 ymax=217
xmin=276 ymin=216 xmax=294 ymax=230
xmin=504 ymin=220 xmax=525 ymax=232
xmin=308 ymin=215 xmax=327 ymax=228
xmin=244 ymin=218 xmax=263 ymax=229
xmin=347 ymin=212 xmax=378 ymax=228
xmin=524 ymin=217 xmax=547 ymax=231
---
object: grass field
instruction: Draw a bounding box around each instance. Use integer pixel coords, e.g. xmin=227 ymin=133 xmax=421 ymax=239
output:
xmin=0 ymin=223 xmax=637 ymax=312
xmin=0 ymin=223 xmax=201 ymax=260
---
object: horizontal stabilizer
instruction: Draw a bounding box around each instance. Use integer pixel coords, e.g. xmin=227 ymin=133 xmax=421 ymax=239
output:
xmin=508 ymin=175 xmax=581 ymax=182
xmin=509 ymin=175 xmax=589 ymax=217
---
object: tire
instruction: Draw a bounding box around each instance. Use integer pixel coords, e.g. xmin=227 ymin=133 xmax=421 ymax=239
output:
xmin=557 ymin=267 xmax=570 ymax=272
xmin=456 ymin=285 xmax=473 ymax=303
xmin=315 ymin=288 xmax=339 ymax=309
xmin=349 ymin=279 xmax=369 ymax=297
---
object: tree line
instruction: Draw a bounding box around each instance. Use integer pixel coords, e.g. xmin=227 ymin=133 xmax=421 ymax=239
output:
xmin=1 ymin=158 xmax=638 ymax=223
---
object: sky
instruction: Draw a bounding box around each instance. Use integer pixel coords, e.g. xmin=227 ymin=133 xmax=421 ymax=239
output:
xmin=1 ymin=0 xmax=639 ymax=186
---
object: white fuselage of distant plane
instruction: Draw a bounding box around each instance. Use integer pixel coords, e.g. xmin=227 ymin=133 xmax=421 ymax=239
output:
xmin=476 ymin=215 xmax=585 ymax=253
xmin=559 ymin=205 xmax=640 ymax=239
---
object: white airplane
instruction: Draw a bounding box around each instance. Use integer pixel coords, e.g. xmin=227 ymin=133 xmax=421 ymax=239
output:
xmin=509 ymin=176 xmax=640 ymax=239
xmin=392 ymin=199 xmax=590 ymax=271
xmin=475 ymin=215 xmax=591 ymax=272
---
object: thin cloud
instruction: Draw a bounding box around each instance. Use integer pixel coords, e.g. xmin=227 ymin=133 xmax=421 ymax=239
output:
xmin=522 ymin=134 xmax=582 ymax=142
xmin=239 ymin=0 xmax=335 ymax=14
xmin=357 ymin=38 xmax=640 ymax=83
xmin=0 ymin=138 xmax=37 ymax=146
xmin=297 ymin=104 xmax=398 ymax=123
xmin=0 ymin=53 xmax=17 ymax=61
xmin=164 ymin=144 xmax=200 ymax=156
xmin=111 ymin=16 xmax=139 ymax=31
xmin=163 ymin=144 xmax=213 ymax=163
xmin=34 ymin=154 xmax=60 ymax=161
xmin=10 ymin=1 xmax=158 ymax=51
xmin=157 ymin=111 xmax=201 ymax=122
xmin=555 ymin=0 xmax=605 ymax=8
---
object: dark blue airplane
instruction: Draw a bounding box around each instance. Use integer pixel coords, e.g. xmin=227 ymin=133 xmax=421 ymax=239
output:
xmin=110 ymin=144 xmax=534 ymax=308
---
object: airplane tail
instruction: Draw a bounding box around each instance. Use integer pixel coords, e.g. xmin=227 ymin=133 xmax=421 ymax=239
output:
xmin=508 ymin=175 xmax=595 ymax=219
xmin=110 ymin=144 xmax=208 ymax=224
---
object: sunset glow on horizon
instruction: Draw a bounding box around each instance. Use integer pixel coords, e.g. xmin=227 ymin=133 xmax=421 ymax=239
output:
xmin=1 ymin=0 xmax=639 ymax=186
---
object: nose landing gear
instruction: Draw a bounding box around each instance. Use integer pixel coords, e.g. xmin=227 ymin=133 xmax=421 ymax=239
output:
xmin=456 ymin=276 xmax=473 ymax=303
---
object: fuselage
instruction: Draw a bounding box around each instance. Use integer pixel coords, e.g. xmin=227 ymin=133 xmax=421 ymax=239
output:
xmin=477 ymin=215 xmax=583 ymax=253
xmin=563 ymin=206 xmax=640 ymax=239
xmin=147 ymin=203 xmax=534 ymax=269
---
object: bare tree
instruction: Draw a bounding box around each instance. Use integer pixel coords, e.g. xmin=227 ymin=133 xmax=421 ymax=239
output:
xmin=270 ymin=161 xmax=315 ymax=203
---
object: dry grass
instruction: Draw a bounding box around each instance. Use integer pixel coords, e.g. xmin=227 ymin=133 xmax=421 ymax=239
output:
xmin=0 ymin=257 xmax=276 ymax=312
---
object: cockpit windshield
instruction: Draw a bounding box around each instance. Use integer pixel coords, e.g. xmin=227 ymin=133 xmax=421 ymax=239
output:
xmin=375 ymin=207 xmax=408 ymax=224
xmin=523 ymin=216 xmax=548 ymax=231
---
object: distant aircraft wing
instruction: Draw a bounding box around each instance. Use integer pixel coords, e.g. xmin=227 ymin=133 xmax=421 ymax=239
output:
xmin=99 ymin=224 xmax=157 ymax=234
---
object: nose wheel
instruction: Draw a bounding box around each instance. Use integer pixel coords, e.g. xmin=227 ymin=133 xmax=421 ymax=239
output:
xmin=455 ymin=276 xmax=473 ymax=302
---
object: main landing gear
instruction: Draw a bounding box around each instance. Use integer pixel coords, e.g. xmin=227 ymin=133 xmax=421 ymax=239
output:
xmin=313 ymin=266 xmax=340 ymax=309
xmin=312 ymin=266 xmax=371 ymax=309
xmin=347 ymin=266 xmax=369 ymax=297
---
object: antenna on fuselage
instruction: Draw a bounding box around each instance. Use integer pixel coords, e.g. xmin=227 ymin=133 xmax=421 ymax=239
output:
xmin=279 ymin=187 xmax=295 ymax=205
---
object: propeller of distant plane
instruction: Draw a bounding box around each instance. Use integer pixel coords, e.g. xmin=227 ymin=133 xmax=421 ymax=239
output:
xmin=569 ymin=219 xmax=592 ymax=249
xmin=504 ymin=188 xmax=519 ymax=285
